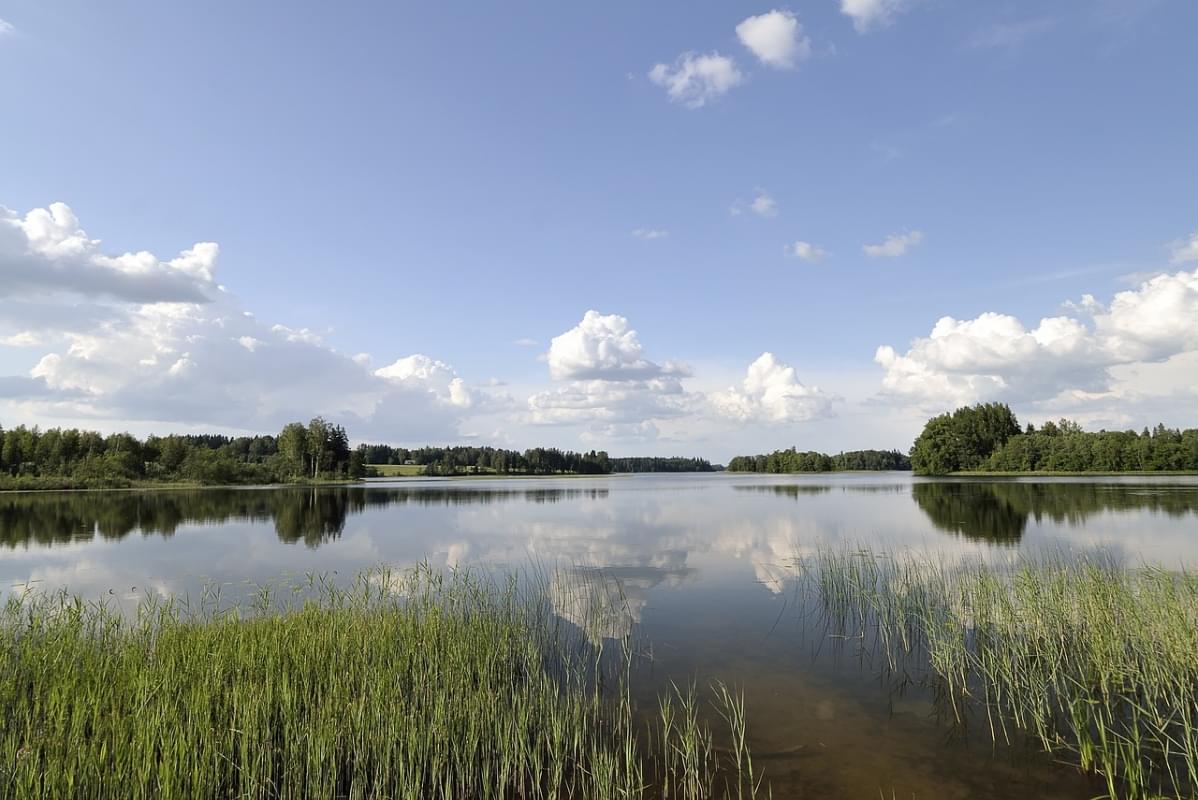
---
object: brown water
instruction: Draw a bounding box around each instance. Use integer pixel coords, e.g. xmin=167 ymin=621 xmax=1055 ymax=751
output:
xmin=3 ymin=472 xmax=1198 ymax=797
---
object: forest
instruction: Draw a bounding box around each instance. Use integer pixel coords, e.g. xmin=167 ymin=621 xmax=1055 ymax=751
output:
xmin=0 ymin=421 xmax=633 ymax=489
xmin=725 ymin=448 xmax=912 ymax=473
xmin=0 ymin=418 xmax=362 ymax=489
xmin=909 ymin=403 xmax=1198 ymax=475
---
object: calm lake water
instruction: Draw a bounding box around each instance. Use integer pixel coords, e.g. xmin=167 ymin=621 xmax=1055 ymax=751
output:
xmin=4 ymin=472 xmax=1198 ymax=798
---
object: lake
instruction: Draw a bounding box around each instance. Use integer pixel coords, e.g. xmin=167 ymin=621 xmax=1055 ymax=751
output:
xmin=4 ymin=472 xmax=1198 ymax=798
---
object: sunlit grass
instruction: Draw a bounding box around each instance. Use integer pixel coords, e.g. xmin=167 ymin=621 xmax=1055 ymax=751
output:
xmin=0 ymin=566 xmax=767 ymax=799
xmin=801 ymin=548 xmax=1198 ymax=799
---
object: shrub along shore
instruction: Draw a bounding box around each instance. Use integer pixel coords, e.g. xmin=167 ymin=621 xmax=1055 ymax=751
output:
xmin=0 ymin=567 xmax=766 ymax=800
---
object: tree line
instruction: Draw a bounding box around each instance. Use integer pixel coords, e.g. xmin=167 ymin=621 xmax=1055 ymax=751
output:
xmin=0 ymin=417 xmax=361 ymax=490
xmin=910 ymin=403 xmax=1198 ymax=475
xmin=608 ymin=457 xmax=716 ymax=473
xmin=725 ymin=448 xmax=912 ymax=473
xmin=357 ymin=444 xmax=613 ymax=476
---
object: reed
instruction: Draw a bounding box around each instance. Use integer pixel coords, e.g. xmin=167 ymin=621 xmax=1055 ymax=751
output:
xmin=0 ymin=565 xmax=764 ymax=800
xmin=800 ymin=548 xmax=1198 ymax=799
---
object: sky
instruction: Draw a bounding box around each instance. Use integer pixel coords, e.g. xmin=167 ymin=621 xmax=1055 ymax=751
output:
xmin=1 ymin=0 xmax=1196 ymax=462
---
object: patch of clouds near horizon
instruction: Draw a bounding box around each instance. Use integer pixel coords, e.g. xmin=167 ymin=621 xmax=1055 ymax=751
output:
xmin=875 ymin=265 xmax=1198 ymax=416
xmin=648 ymin=52 xmax=743 ymax=109
xmin=736 ymin=10 xmax=812 ymax=69
xmin=0 ymin=202 xmax=491 ymax=442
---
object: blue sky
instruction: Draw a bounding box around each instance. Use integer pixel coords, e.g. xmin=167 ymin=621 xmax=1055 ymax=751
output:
xmin=1 ymin=0 xmax=1196 ymax=460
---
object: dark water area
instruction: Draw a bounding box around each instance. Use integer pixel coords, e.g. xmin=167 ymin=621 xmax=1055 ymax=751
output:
xmin=3 ymin=473 xmax=1198 ymax=798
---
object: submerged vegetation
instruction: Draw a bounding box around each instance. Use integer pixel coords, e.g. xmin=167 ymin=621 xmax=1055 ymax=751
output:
xmin=725 ymin=448 xmax=911 ymax=473
xmin=910 ymin=403 xmax=1198 ymax=475
xmin=802 ymin=549 xmax=1198 ymax=799
xmin=0 ymin=567 xmax=769 ymax=799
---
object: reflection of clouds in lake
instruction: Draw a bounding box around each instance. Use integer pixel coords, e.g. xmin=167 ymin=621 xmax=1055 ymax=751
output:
xmin=4 ymin=475 xmax=1198 ymax=613
xmin=550 ymin=565 xmax=693 ymax=642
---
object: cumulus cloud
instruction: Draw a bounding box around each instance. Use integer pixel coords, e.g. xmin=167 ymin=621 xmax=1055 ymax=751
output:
xmin=840 ymin=0 xmax=911 ymax=32
xmin=545 ymin=310 xmax=686 ymax=381
xmin=0 ymin=202 xmax=487 ymax=441
xmin=632 ymin=228 xmax=669 ymax=240
xmin=528 ymin=311 xmax=699 ymax=439
xmin=863 ymin=230 xmax=922 ymax=258
xmin=1172 ymin=232 xmax=1198 ymax=264
xmin=736 ymin=10 xmax=812 ymax=69
xmin=785 ymin=241 xmax=827 ymax=262
xmin=648 ymin=52 xmax=744 ymax=109
xmin=711 ymin=353 xmax=834 ymax=424
xmin=875 ymin=266 xmax=1198 ymax=409
xmin=375 ymin=354 xmax=476 ymax=409
xmin=1 ymin=203 xmax=218 ymax=303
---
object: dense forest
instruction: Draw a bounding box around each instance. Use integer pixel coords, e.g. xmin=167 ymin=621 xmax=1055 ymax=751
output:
xmin=910 ymin=403 xmax=1198 ymax=475
xmin=0 ymin=418 xmax=361 ymax=489
xmin=608 ymin=457 xmax=716 ymax=473
xmin=356 ymin=444 xmax=613 ymax=476
xmin=725 ymin=448 xmax=912 ymax=473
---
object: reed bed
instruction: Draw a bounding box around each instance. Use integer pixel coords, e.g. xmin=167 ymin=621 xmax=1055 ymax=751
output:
xmin=801 ymin=548 xmax=1198 ymax=799
xmin=0 ymin=566 xmax=766 ymax=800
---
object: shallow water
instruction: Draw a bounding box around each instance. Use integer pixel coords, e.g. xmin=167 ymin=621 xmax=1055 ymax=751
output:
xmin=4 ymin=472 xmax=1198 ymax=797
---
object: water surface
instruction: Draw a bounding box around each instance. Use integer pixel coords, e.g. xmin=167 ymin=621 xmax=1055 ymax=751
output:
xmin=4 ymin=472 xmax=1198 ymax=798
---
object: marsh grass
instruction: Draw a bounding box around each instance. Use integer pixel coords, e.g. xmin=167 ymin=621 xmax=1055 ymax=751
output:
xmin=0 ymin=566 xmax=766 ymax=800
xmin=801 ymin=548 xmax=1198 ymax=798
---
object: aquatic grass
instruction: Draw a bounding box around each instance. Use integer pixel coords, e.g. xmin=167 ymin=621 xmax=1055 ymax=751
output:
xmin=0 ymin=565 xmax=767 ymax=800
xmin=799 ymin=548 xmax=1198 ymax=798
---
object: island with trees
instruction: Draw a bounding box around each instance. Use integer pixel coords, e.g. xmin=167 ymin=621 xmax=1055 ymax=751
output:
xmin=909 ymin=402 xmax=1198 ymax=475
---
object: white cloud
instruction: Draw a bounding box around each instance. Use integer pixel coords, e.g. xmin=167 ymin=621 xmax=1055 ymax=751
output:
xmin=733 ymin=189 xmax=778 ymax=218
xmin=545 ymin=310 xmax=686 ymax=381
xmin=1 ymin=203 xmax=218 ymax=303
xmin=1171 ymin=232 xmax=1198 ymax=264
xmin=875 ymin=266 xmax=1198 ymax=410
xmin=514 ymin=337 xmax=539 ymax=347
xmin=711 ymin=353 xmax=834 ymax=424
xmin=0 ymin=331 xmax=41 ymax=347
xmin=0 ymin=202 xmax=488 ymax=442
xmin=863 ymin=230 xmax=922 ymax=258
xmin=0 ymin=19 xmax=13 ymax=37
xmin=736 ymin=10 xmax=812 ymax=70
xmin=785 ymin=241 xmax=827 ymax=262
xmin=648 ymin=52 xmax=744 ymax=109
xmin=632 ymin=228 xmax=669 ymax=240
xmin=528 ymin=311 xmax=699 ymax=439
xmin=750 ymin=190 xmax=778 ymax=218
xmin=375 ymin=354 xmax=476 ymax=409
xmin=840 ymin=0 xmax=911 ymax=32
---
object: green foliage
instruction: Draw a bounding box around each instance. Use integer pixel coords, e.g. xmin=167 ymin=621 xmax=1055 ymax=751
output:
xmin=359 ymin=444 xmax=614 ymax=476
xmin=726 ymin=448 xmax=910 ymax=473
xmin=910 ymin=406 xmax=1198 ymax=475
xmin=0 ymin=568 xmax=767 ymax=799
xmin=807 ymin=549 xmax=1198 ymax=799
xmin=0 ymin=417 xmax=357 ymax=489
xmin=909 ymin=403 xmax=1022 ymax=475
xmin=607 ymin=457 xmax=716 ymax=473
xmin=985 ymin=422 xmax=1198 ymax=472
